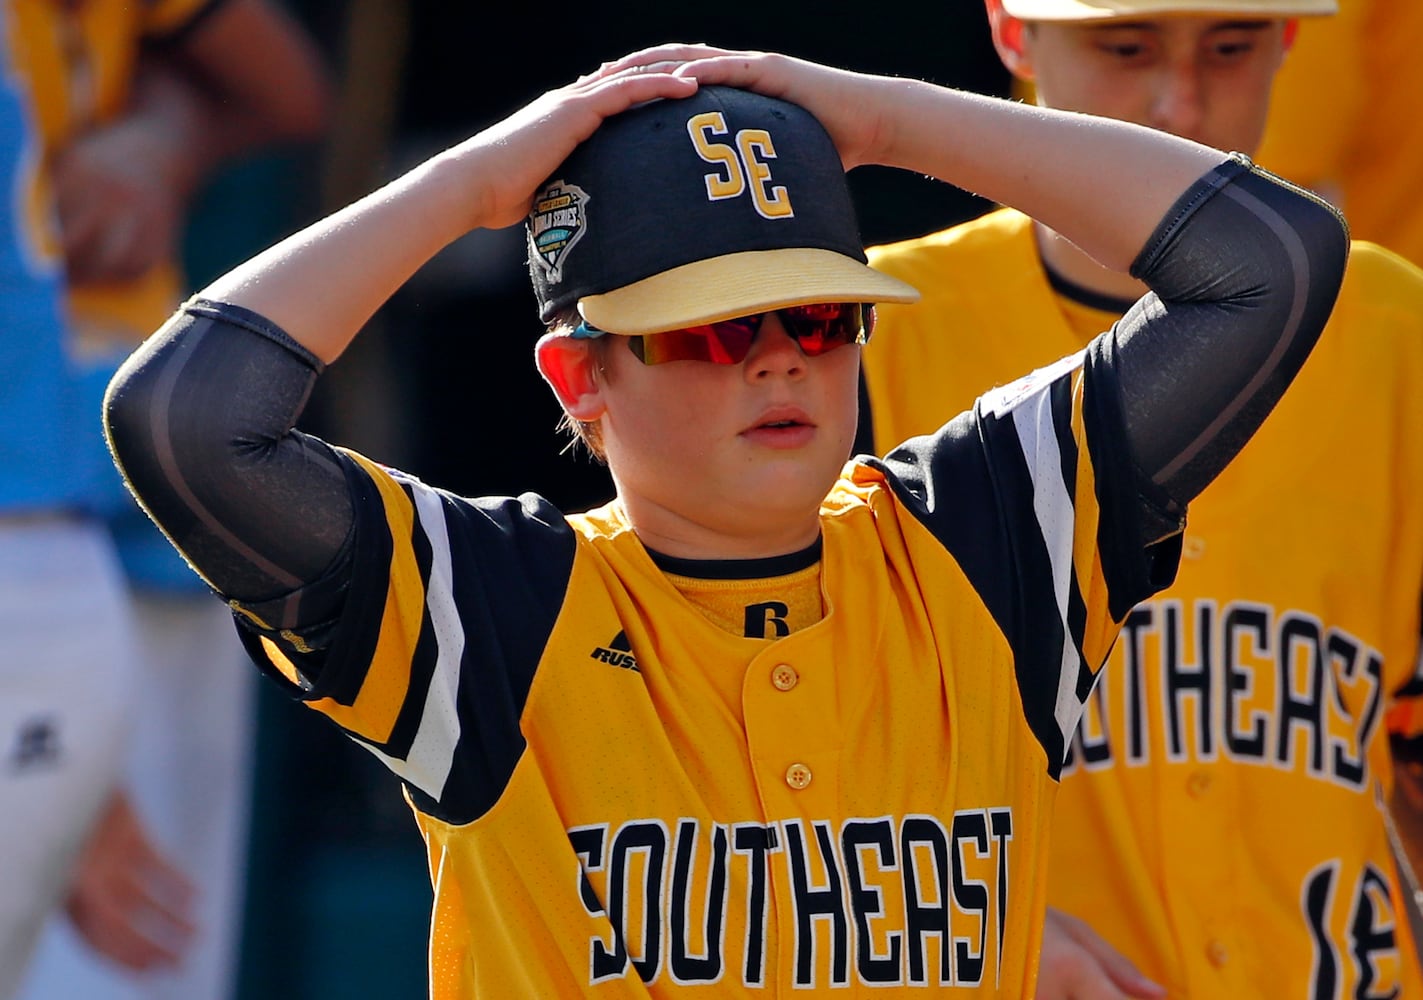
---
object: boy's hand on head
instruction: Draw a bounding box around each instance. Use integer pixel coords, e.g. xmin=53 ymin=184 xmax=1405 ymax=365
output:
xmin=1035 ymin=907 xmax=1168 ymax=1000
xmin=455 ymin=66 xmax=697 ymax=231
xmin=593 ymin=44 xmax=890 ymax=171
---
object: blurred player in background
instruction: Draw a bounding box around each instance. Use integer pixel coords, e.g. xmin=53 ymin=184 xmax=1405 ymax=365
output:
xmin=1254 ymin=0 xmax=1423 ymax=266
xmin=7 ymin=1 xmax=329 ymax=998
xmin=0 ymin=10 xmax=172 ymax=995
xmin=862 ymin=0 xmax=1423 ymax=996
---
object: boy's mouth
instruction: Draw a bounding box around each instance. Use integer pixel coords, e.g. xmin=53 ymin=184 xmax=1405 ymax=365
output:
xmin=741 ymin=406 xmax=817 ymax=448
xmin=747 ymin=405 xmax=813 ymax=432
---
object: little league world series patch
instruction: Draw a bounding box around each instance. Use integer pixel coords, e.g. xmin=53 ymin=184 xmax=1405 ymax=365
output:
xmin=529 ymin=181 xmax=589 ymax=285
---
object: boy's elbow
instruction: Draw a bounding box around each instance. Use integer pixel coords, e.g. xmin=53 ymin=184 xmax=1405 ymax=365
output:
xmin=101 ymin=359 xmax=150 ymax=471
xmin=1244 ymin=173 xmax=1350 ymax=347
xmin=1292 ymin=188 xmax=1350 ymax=338
xmin=1263 ymin=173 xmax=1349 ymax=294
xmin=1305 ymin=190 xmax=1350 ymax=290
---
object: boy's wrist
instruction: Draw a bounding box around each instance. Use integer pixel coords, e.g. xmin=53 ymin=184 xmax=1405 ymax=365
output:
xmin=414 ymin=146 xmax=503 ymax=242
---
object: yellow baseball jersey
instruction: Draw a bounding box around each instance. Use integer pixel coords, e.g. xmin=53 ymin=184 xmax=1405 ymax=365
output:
xmin=864 ymin=208 xmax=1423 ymax=997
xmin=7 ymin=0 xmax=220 ymax=344
xmin=1254 ymin=0 xmax=1423 ymax=267
xmin=236 ymin=360 xmax=1183 ymax=997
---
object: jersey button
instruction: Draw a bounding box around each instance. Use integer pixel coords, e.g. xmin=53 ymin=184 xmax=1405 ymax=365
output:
xmin=771 ymin=664 xmax=799 ymax=691
xmin=1183 ymin=535 xmax=1207 ymax=560
xmin=1186 ymin=771 xmax=1212 ymax=798
xmin=1206 ymin=939 xmax=1229 ymax=967
xmin=785 ymin=763 xmax=813 ymax=790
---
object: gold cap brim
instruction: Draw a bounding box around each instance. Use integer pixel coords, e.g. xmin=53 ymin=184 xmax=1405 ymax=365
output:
xmin=577 ymin=248 xmax=920 ymax=337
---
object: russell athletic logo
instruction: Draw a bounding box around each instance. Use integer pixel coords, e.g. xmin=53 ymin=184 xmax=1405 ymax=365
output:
xmin=590 ymin=631 xmax=639 ymax=672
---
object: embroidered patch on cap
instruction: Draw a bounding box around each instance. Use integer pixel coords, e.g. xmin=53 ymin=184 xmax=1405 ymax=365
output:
xmin=528 ymin=181 xmax=589 ymax=285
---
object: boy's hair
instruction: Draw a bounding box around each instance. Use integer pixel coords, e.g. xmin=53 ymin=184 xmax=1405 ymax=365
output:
xmin=549 ymin=307 xmax=609 ymax=463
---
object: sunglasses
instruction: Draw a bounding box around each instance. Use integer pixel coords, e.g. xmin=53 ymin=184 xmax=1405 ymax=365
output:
xmin=572 ymin=302 xmax=875 ymax=366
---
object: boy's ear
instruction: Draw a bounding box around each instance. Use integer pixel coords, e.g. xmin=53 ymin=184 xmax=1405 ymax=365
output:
xmin=536 ymin=332 xmax=606 ymax=421
xmin=985 ymin=0 xmax=1035 ymax=81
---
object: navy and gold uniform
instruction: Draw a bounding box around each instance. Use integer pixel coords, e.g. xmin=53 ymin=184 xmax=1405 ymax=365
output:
xmin=237 ymin=347 xmax=1175 ymax=997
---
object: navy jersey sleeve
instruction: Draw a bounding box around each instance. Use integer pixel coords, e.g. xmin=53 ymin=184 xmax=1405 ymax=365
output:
xmin=237 ymin=452 xmax=577 ymax=825
xmin=866 ymin=345 xmax=1180 ymax=775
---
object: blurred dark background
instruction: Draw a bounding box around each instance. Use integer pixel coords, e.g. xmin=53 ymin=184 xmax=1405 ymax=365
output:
xmin=182 ymin=3 xmax=1010 ymax=995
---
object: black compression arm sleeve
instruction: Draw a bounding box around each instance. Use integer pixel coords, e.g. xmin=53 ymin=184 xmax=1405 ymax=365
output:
xmin=104 ymin=299 xmax=355 ymax=610
xmin=1107 ymin=157 xmax=1349 ymax=508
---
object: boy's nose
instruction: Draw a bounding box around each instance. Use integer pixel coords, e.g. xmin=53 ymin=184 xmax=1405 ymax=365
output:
xmin=744 ymin=312 xmax=807 ymax=379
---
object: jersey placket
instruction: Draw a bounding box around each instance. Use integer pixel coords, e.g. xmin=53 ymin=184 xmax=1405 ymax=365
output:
xmin=741 ymin=626 xmax=847 ymax=992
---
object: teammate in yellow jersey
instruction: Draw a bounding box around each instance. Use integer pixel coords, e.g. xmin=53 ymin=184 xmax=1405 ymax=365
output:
xmin=861 ymin=1 xmax=1423 ymax=996
xmin=104 ymin=43 xmax=1347 ymax=997
xmin=1254 ymin=0 xmax=1423 ymax=266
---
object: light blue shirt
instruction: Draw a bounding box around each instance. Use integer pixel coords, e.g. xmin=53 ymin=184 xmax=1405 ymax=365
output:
xmin=0 ymin=13 xmax=87 ymax=513
xmin=0 ymin=14 xmax=203 ymax=595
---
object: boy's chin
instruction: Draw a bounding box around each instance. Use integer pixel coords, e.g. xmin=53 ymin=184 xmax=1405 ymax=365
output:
xmin=741 ymin=460 xmax=845 ymax=512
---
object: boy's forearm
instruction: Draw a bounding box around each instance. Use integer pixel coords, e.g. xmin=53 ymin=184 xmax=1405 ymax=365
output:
xmin=857 ymin=74 xmax=1348 ymax=508
xmin=860 ymin=76 xmax=1225 ymax=274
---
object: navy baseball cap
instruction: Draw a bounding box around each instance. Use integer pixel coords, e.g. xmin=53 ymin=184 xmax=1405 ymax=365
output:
xmin=526 ymin=86 xmax=919 ymax=338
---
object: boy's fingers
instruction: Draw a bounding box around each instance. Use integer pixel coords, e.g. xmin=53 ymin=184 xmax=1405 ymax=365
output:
xmin=1037 ymin=908 xmax=1167 ymax=1000
xmin=594 ymin=43 xmax=729 ymax=79
xmin=1062 ymin=912 xmax=1166 ymax=998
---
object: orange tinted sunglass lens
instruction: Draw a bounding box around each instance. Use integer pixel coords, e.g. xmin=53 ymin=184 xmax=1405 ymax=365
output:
xmin=627 ymin=304 xmax=872 ymax=365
